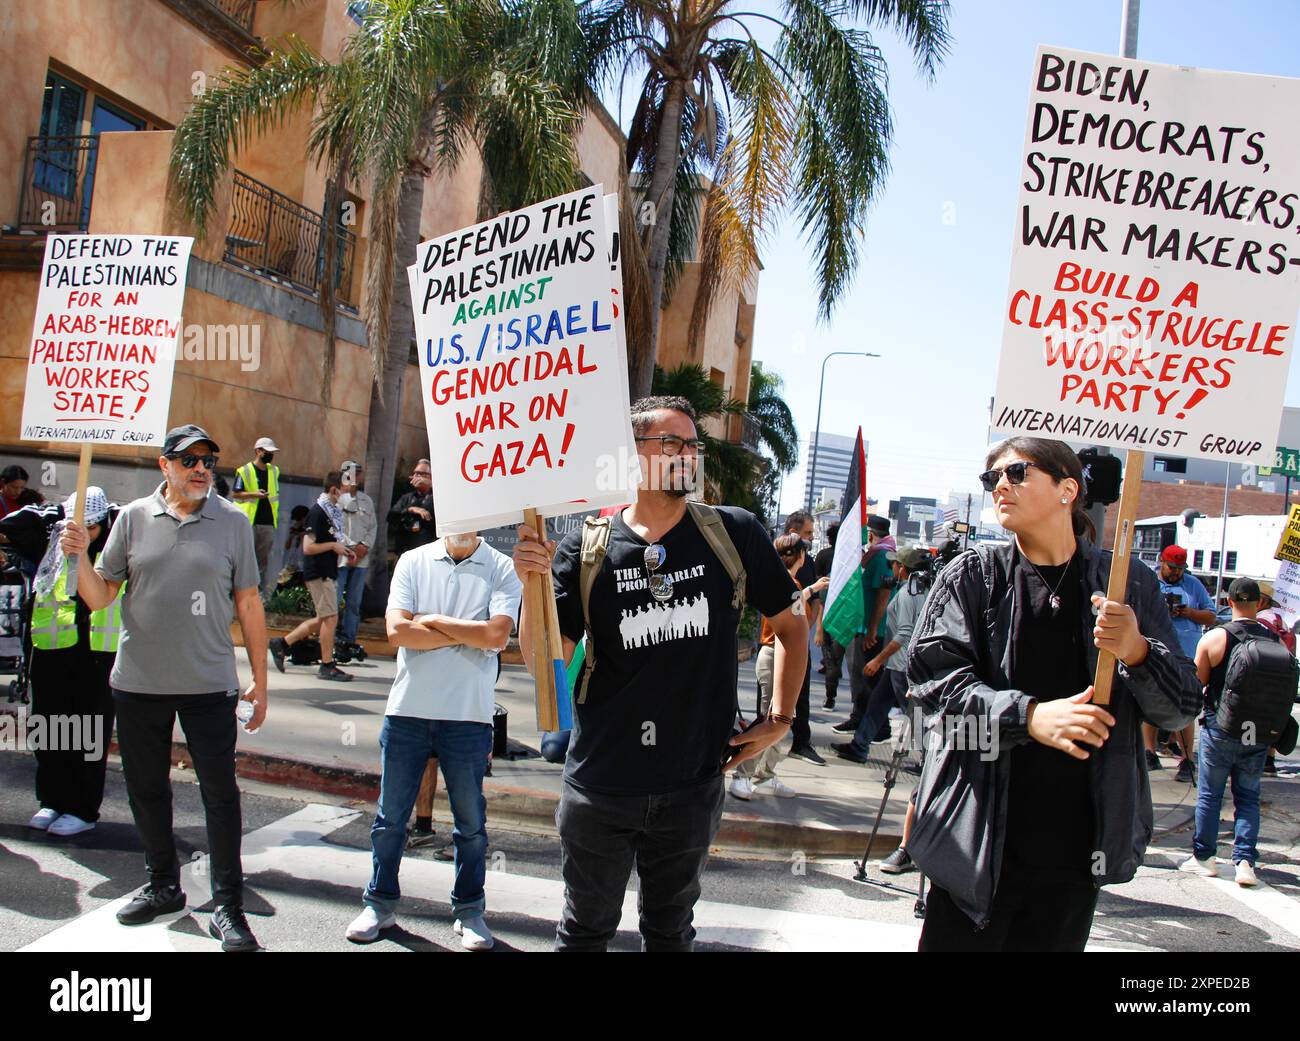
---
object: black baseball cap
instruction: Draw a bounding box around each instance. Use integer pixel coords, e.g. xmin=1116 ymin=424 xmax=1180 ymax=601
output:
xmin=1228 ymin=577 xmax=1261 ymax=603
xmin=162 ymin=424 xmax=220 ymax=454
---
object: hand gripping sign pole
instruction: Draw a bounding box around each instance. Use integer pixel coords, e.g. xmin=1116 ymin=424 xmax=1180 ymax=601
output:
xmin=523 ymin=508 xmax=572 ymax=732
xmin=1091 ymin=449 xmax=1144 ymax=706
xmin=63 ymin=444 xmax=94 ymax=599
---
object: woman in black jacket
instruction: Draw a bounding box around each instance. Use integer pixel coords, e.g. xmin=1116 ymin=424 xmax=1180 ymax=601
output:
xmin=907 ymin=437 xmax=1201 ymax=951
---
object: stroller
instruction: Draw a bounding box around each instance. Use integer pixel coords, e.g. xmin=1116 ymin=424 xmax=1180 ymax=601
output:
xmin=0 ymin=552 xmax=33 ymax=704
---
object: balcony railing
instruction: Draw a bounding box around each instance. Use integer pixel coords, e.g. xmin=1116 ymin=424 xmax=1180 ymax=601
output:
xmin=209 ymin=0 xmax=256 ymax=32
xmin=223 ymin=169 xmax=357 ymax=307
xmin=727 ymin=413 xmax=761 ymax=453
xmin=15 ymin=135 xmax=98 ymax=232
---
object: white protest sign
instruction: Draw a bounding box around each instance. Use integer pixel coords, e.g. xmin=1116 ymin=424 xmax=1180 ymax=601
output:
xmin=21 ymin=234 xmax=193 ymax=446
xmin=407 ymin=184 xmax=639 ymax=534
xmin=992 ymin=47 xmax=1300 ymax=467
xmin=1270 ymin=559 xmax=1300 ymax=625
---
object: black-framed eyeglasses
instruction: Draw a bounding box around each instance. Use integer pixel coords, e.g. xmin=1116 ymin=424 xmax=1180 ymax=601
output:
xmin=644 ymin=543 xmax=672 ymax=602
xmin=635 ymin=435 xmax=707 ymax=457
xmin=978 ymin=460 xmax=1055 ymax=493
xmin=166 ymin=452 xmax=219 ymax=471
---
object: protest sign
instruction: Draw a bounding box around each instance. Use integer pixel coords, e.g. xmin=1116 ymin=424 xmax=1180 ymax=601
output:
xmin=1274 ymin=504 xmax=1300 ymax=565
xmin=991 ymin=47 xmax=1300 ymax=467
xmin=21 ymin=234 xmax=193 ymax=446
xmin=406 ymin=183 xmax=639 ymax=536
xmin=21 ymin=233 xmax=193 ymax=593
xmin=1270 ymin=559 xmax=1300 ymax=623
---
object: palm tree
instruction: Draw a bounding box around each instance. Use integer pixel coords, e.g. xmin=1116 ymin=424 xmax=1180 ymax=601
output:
xmin=169 ymin=0 xmax=588 ymax=600
xmin=746 ymin=362 xmax=797 ymax=520
xmin=582 ymin=0 xmax=951 ymax=399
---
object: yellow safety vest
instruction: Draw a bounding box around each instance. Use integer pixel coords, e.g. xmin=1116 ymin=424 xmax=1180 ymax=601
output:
xmin=88 ymin=565 xmax=126 ymax=653
xmin=31 ymin=563 xmax=78 ymax=650
xmin=236 ymin=462 xmax=280 ymax=528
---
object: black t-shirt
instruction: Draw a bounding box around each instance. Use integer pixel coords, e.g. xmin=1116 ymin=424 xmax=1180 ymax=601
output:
xmin=552 ymin=505 xmax=797 ymax=795
xmin=1002 ymin=549 xmax=1094 ymax=886
xmin=391 ymin=490 xmax=436 ymax=554
xmin=302 ymin=504 xmax=338 ymax=582
xmin=794 ymin=546 xmax=816 ymax=589
xmin=814 ymin=546 xmax=834 ymax=579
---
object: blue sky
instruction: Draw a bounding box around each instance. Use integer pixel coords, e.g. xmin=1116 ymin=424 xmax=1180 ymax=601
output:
xmin=715 ymin=0 xmax=1300 ymax=519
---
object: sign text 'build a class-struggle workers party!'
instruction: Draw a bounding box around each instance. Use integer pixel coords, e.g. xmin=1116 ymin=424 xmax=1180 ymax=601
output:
xmin=21 ymin=234 xmax=193 ymax=446
xmin=407 ymin=184 xmax=639 ymax=534
xmin=992 ymin=47 xmax=1300 ymax=466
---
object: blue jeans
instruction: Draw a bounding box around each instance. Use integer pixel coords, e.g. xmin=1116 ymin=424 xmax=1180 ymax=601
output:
xmin=336 ymin=564 xmax=367 ymax=643
xmin=1193 ymin=719 xmax=1268 ymax=865
xmin=364 ymin=715 xmax=493 ymax=917
xmin=850 ymin=670 xmax=908 ymax=755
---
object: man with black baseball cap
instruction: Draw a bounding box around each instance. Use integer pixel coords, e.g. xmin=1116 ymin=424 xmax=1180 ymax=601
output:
xmin=61 ymin=423 xmax=269 ymax=950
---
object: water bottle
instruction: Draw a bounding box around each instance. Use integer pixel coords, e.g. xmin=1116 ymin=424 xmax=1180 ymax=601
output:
xmin=236 ymin=698 xmax=256 ymax=732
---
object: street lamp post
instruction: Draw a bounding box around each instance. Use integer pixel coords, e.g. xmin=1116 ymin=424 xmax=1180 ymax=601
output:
xmin=806 ymin=351 xmax=879 ymax=515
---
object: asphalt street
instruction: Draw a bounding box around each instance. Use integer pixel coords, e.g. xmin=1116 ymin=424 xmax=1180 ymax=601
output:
xmin=3 ymin=750 xmax=1300 ymax=953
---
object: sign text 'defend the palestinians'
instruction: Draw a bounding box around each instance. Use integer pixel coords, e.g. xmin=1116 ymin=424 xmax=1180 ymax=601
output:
xmin=21 ymin=235 xmax=193 ymax=446
xmin=407 ymin=185 xmax=638 ymax=534
xmin=992 ymin=47 xmax=1300 ymax=467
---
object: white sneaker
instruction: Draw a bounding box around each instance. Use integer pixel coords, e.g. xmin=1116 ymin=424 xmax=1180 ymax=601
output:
xmin=48 ymin=814 xmax=95 ymax=837
xmin=346 ymin=905 xmax=396 ymax=943
xmin=728 ymin=775 xmax=754 ymax=800
xmin=1179 ymin=854 xmax=1217 ymax=877
xmin=1235 ymin=861 xmax=1258 ymax=887
xmin=454 ymin=915 xmax=494 ymax=951
xmin=28 ymin=808 xmax=59 ymax=831
xmin=754 ymin=777 xmax=796 ymax=798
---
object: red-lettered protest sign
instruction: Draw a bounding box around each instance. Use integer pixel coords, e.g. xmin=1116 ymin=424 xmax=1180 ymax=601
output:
xmin=21 ymin=234 xmax=193 ymax=446
xmin=406 ymin=184 xmax=638 ymax=535
xmin=992 ymin=47 xmax=1300 ymax=467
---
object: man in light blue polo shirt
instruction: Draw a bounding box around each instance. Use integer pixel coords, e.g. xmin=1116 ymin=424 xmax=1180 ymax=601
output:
xmin=346 ymin=530 xmax=521 ymax=950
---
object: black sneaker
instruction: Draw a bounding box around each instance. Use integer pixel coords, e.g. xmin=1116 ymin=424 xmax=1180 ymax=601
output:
xmin=406 ymin=826 xmax=438 ymax=850
xmin=1264 ymin=756 xmax=1278 ymax=776
xmin=1145 ymin=749 xmax=1162 ymax=771
xmin=269 ymin=637 xmax=287 ymax=673
xmin=831 ymin=719 xmax=859 ymax=734
xmin=880 ymin=847 xmax=914 ymax=875
xmin=319 ymin=662 xmax=353 ymax=682
xmin=873 ymin=725 xmax=893 ymax=743
xmin=117 ymin=884 xmax=186 ymax=925
xmin=789 ymin=745 xmax=827 ymax=767
xmin=208 ymin=905 xmax=258 ymax=952
xmin=830 ymin=742 xmax=869 ymax=764
xmin=1174 ymin=758 xmax=1194 ymax=783
xmin=823 ymin=697 xmax=836 ymax=710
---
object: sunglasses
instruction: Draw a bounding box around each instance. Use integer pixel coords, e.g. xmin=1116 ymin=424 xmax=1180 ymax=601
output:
xmin=635 ymin=435 xmax=707 ymax=457
xmin=978 ymin=460 xmax=1055 ymax=493
xmin=644 ymin=544 xmax=672 ymax=602
xmin=166 ymin=452 xmax=219 ymax=470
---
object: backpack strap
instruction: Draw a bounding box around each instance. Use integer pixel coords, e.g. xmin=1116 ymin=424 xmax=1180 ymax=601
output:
xmin=685 ymin=501 xmax=747 ymax=610
xmin=576 ymin=515 xmax=613 ymax=704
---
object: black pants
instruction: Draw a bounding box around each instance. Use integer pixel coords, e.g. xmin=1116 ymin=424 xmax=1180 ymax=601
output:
xmin=821 ymin=636 xmax=845 ymax=702
xmin=112 ymin=689 xmax=243 ymax=907
xmin=791 ymin=655 xmax=813 ymax=749
xmin=919 ymin=875 xmax=1099 ymax=952
xmin=555 ymin=775 xmax=725 ymax=952
xmin=30 ymin=647 xmax=115 ymax=822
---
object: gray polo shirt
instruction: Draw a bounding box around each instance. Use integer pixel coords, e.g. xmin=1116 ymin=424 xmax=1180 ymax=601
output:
xmin=96 ymin=483 xmax=259 ymax=695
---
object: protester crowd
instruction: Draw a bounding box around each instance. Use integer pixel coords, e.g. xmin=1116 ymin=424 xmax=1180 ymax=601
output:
xmin=3 ymin=414 xmax=1296 ymax=954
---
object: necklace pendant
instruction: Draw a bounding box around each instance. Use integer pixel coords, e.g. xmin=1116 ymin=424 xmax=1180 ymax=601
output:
xmin=1049 ymin=593 xmax=1061 ymax=614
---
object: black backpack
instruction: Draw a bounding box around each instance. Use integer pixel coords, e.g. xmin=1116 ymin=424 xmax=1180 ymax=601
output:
xmin=1217 ymin=621 xmax=1299 ymax=747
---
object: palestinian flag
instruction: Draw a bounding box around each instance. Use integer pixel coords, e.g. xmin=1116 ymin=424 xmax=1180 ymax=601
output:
xmin=821 ymin=428 xmax=868 ymax=646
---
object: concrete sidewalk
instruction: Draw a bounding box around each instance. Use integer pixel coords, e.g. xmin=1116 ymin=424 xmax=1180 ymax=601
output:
xmin=203 ymin=645 xmax=1200 ymax=859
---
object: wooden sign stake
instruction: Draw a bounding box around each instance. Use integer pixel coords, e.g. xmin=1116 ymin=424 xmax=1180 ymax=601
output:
xmin=524 ymin=508 xmax=569 ymax=731
xmin=64 ymin=443 xmax=93 ymax=598
xmin=1092 ymin=448 xmax=1144 ymax=706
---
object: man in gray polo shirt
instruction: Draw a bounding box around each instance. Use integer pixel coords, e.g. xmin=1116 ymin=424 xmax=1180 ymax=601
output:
xmin=62 ymin=423 xmax=268 ymax=952
xmin=345 ymin=529 xmax=521 ymax=950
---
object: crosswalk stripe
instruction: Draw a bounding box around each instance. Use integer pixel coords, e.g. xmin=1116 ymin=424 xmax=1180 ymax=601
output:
xmin=1144 ymin=847 xmax=1300 ymax=944
xmin=21 ymin=804 xmax=361 ymax=952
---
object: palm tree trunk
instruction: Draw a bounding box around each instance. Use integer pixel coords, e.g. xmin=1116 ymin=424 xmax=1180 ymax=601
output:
xmin=636 ymin=77 xmax=687 ymax=401
xmin=363 ymin=163 xmax=427 ymax=607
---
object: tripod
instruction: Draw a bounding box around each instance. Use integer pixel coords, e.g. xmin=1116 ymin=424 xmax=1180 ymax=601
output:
xmin=850 ymin=710 xmax=927 ymax=918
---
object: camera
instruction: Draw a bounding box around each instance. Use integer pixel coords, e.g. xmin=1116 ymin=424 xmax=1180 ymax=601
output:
xmin=1164 ymin=592 xmax=1182 ymax=616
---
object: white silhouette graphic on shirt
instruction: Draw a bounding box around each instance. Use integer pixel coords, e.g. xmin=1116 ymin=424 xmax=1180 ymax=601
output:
xmin=618 ymin=592 xmax=710 ymax=649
